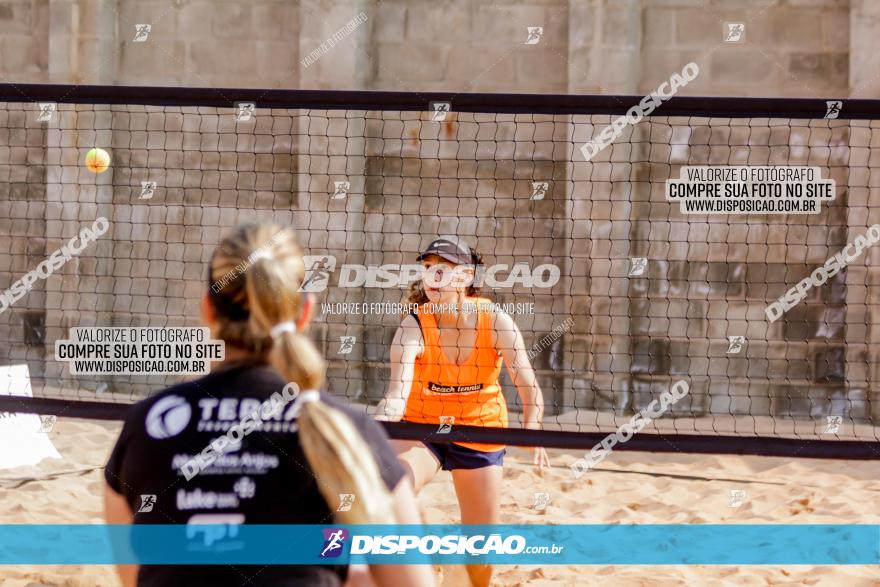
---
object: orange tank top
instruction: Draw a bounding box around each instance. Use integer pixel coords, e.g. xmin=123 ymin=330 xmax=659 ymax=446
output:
xmin=403 ymin=297 xmax=508 ymax=452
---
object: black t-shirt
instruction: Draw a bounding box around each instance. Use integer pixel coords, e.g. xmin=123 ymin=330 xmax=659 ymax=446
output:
xmin=105 ymin=361 xmax=406 ymax=587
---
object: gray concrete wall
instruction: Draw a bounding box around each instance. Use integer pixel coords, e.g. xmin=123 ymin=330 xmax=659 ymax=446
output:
xmin=0 ymin=0 xmax=877 ymax=430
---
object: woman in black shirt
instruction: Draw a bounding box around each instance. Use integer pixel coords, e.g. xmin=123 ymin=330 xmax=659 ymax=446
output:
xmin=104 ymin=223 xmax=435 ymax=587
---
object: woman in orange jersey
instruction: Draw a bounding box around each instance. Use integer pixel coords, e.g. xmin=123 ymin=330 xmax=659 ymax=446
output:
xmin=376 ymin=236 xmax=549 ymax=587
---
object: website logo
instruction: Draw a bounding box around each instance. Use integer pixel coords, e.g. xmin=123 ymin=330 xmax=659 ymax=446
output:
xmin=628 ymin=257 xmax=648 ymax=277
xmin=140 ymin=181 xmax=157 ymax=199
xmin=724 ymin=22 xmax=745 ymax=43
xmin=581 ymin=62 xmax=699 ymax=162
xmin=299 ymin=255 xmax=337 ymax=293
xmin=525 ymin=26 xmax=543 ymax=45
xmin=530 ymin=181 xmax=549 ymax=200
xmin=137 ymin=494 xmax=157 ymax=513
xmin=766 ymin=224 xmax=880 ymax=322
xmin=437 ymin=415 xmax=455 ymax=434
xmin=338 ymin=336 xmax=356 ymax=355
xmin=430 ymin=102 xmax=451 ymax=122
xmin=337 ymin=494 xmax=356 ymax=512
xmin=726 ymin=335 xmax=745 ymax=354
xmin=235 ymin=102 xmax=256 ymax=122
xmin=133 ymin=24 xmax=152 ymax=42
xmin=179 ymin=382 xmax=300 ymax=481
xmin=39 ymin=415 xmax=56 ymax=433
xmin=37 ymin=102 xmax=56 ymax=123
xmin=0 ymin=217 xmax=110 ymax=315
xmin=320 ymin=528 xmax=349 ymax=558
xmin=824 ymin=100 xmax=842 ymax=120
xmin=571 ymin=380 xmax=690 ymax=477
xmin=728 ymin=489 xmax=747 ymax=508
xmin=297 ymin=255 xmax=559 ymax=291
xmin=332 ymin=181 xmax=350 ymax=199
xmin=349 ymin=533 xmax=557 ymax=556
xmin=300 ymin=11 xmax=368 ymax=70
xmin=823 ymin=415 xmax=842 ymax=434
xmin=531 ymin=492 xmax=550 ymax=512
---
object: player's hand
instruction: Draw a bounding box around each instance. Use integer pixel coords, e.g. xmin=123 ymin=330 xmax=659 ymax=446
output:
xmin=524 ymin=420 xmax=550 ymax=473
xmin=374 ymin=398 xmax=405 ymax=421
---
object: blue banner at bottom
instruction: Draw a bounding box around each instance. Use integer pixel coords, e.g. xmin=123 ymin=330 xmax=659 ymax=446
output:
xmin=0 ymin=525 xmax=877 ymax=565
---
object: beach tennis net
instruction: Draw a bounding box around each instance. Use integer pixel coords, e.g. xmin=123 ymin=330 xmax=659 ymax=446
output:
xmin=0 ymin=85 xmax=878 ymax=456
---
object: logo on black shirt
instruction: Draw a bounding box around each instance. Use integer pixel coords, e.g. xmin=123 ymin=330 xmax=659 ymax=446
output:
xmin=427 ymin=382 xmax=483 ymax=394
xmin=233 ymin=476 xmax=256 ymax=499
xmin=146 ymin=395 xmax=192 ymax=439
xmin=177 ymin=488 xmax=240 ymax=510
xmin=186 ymin=513 xmax=245 ymax=549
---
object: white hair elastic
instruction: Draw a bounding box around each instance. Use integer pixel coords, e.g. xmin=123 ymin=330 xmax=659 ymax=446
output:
xmin=298 ymin=390 xmax=320 ymax=404
xmin=269 ymin=321 xmax=297 ymax=338
xmin=286 ymin=389 xmax=321 ymax=420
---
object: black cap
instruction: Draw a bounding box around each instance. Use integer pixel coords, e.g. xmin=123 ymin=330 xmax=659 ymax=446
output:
xmin=417 ymin=236 xmax=474 ymax=265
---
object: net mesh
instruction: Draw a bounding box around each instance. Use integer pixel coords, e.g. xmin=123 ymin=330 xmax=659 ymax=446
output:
xmin=0 ymin=97 xmax=878 ymax=445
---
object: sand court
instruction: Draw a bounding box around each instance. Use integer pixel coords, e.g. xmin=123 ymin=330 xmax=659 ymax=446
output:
xmin=0 ymin=417 xmax=877 ymax=586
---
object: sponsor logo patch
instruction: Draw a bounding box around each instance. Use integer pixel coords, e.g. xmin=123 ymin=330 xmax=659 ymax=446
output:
xmin=427 ymin=382 xmax=483 ymax=394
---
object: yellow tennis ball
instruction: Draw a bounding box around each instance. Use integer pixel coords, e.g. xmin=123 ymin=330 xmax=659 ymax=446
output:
xmin=85 ymin=148 xmax=111 ymax=173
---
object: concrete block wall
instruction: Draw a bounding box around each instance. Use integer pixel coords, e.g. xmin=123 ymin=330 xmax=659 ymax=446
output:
xmin=0 ymin=102 xmax=49 ymax=390
xmin=0 ymin=0 xmax=48 ymax=82
xmin=0 ymin=0 xmax=877 ymax=427
xmin=620 ymin=116 xmax=863 ymax=422
xmin=359 ymin=0 xmax=569 ymax=93
xmin=637 ymin=0 xmax=849 ymax=97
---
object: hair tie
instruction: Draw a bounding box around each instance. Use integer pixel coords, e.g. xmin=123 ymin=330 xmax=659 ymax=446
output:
xmin=287 ymin=389 xmax=321 ymax=420
xmin=270 ymin=321 xmax=297 ymax=338
xmin=298 ymin=390 xmax=320 ymax=404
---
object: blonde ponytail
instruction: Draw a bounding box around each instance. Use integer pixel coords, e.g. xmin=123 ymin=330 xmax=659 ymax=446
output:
xmin=268 ymin=330 xmax=395 ymax=524
xmin=210 ymin=223 xmax=396 ymax=524
xmin=298 ymin=400 xmax=396 ymax=524
xmin=269 ymin=331 xmax=325 ymax=391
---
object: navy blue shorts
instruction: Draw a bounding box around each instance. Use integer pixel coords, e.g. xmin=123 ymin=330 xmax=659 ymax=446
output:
xmin=423 ymin=442 xmax=506 ymax=470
